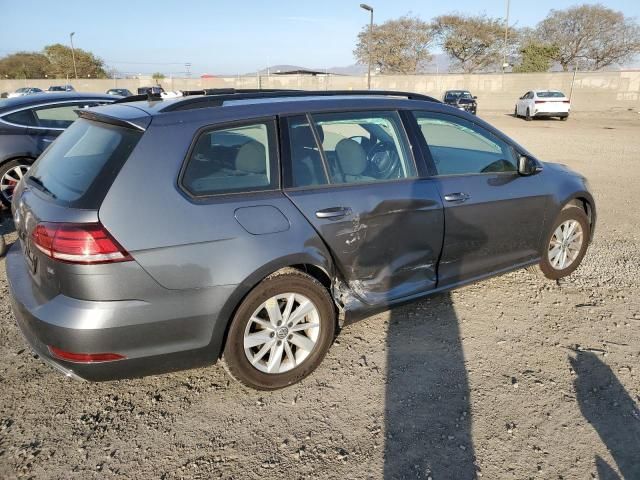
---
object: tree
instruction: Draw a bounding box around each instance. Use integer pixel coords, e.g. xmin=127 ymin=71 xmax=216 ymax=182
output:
xmin=152 ymin=72 xmax=166 ymax=83
xmin=537 ymin=4 xmax=640 ymax=71
xmin=433 ymin=14 xmax=506 ymax=73
xmin=43 ymin=43 xmax=107 ymax=78
xmin=354 ymin=15 xmax=434 ymax=74
xmin=0 ymin=52 xmax=51 ymax=79
xmin=513 ymin=42 xmax=560 ymax=73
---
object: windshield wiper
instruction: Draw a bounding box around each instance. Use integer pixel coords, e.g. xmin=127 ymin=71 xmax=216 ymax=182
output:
xmin=27 ymin=175 xmax=57 ymax=199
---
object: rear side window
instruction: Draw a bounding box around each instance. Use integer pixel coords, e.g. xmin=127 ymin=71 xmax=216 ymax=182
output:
xmin=3 ymin=109 xmax=38 ymax=127
xmin=182 ymin=121 xmax=277 ymax=196
xmin=287 ymin=115 xmax=328 ymax=188
xmin=27 ymin=118 xmax=142 ymax=207
xmin=33 ymin=104 xmax=81 ymax=128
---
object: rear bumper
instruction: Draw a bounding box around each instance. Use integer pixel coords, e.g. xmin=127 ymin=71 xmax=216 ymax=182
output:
xmin=534 ymin=111 xmax=569 ymax=118
xmin=6 ymin=243 xmax=233 ymax=381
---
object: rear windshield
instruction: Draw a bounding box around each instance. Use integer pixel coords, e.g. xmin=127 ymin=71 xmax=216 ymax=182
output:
xmin=537 ymin=91 xmax=566 ymax=98
xmin=27 ymin=118 xmax=142 ymax=208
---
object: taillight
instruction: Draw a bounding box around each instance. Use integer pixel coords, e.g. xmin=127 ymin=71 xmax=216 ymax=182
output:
xmin=563 ymin=100 xmax=570 ymax=103
xmin=48 ymin=345 xmax=125 ymax=363
xmin=31 ymin=222 xmax=132 ymax=264
xmin=534 ymin=100 xmax=546 ymax=104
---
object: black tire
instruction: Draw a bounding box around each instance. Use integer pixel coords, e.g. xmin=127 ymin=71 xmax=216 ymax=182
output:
xmin=0 ymin=159 xmax=31 ymax=208
xmin=221 ymin=268 xmax=336 ymax=390
xmin=514 ymin=106 xmax=519 ymax=118
xmin=0 ymin=234 xmax=6 ymax=258
xmin=560 ymin=115 xmax=568 ymax=121
xmin=537 ymin=206 xmax=590 ymax=280
xmin=525 ymin=108 xmax=532 ymax=121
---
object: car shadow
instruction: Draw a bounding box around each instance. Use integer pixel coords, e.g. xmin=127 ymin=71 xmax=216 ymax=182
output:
xmin=384 ymin=292 xmax=477 ymax=479
xmin=570 ymin=350 xmax=640 ymax=479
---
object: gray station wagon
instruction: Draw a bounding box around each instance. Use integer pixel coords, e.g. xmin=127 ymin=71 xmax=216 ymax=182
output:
xmin=6 ymin=89 xmax=596 ymax=390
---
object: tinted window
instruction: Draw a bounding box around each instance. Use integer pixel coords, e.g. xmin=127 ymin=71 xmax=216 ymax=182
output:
xmin=536 ymin=91 xmax=566 ymax=98
xmin=33 ymin=104 xmax=81 ymax=128
xmin=287 ymin=115 xmax=327 ymax=188
xmin=27 ymin=118 xmax=142 ymax=207
xmin=309 ymin=111 xmax=415 ymax=185
xmin=182 ymin=121 xmax=276 ymax=196
xmin=413 ymin=112 xmax=517 ymax=175
xmin=3 ymin=109 xmax=38 ymax=127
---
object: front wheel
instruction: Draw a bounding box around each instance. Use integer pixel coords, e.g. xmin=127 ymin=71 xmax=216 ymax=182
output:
xmin=525 ymin=109 xmax=532 ymax=121
xmin=0 ymin=159 xmax=31 ymax=207
xmin=537 ymin=206 xmax=590 ymax=280
xmin=222 ymin=269 xmax=336 ymax=390
xmin=514 ymin=106 xmax=519 ymax=118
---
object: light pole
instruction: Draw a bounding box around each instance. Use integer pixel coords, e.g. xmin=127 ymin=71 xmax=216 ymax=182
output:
xmin=69 ymin=32 xmax=78 ymax=80
xmin=502 ymin=0 xmax=510 ymax=73
xmin=360 ymin=3 xmax=373 ymax=90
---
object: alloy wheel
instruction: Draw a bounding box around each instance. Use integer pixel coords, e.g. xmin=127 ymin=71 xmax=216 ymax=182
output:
xmin=243 ymin=293 xmax=321 ymax=374
xmin=0 ymin=164 xmax=29 ymax=204
xmin=548 ymin=220 xmax=584 ymax=270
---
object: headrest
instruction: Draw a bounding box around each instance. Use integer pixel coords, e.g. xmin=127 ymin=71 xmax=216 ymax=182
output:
xmin=335 ymin=138 xmax=367 ymax=176
xmin=235 ymin=141 xmax=267 ymax=173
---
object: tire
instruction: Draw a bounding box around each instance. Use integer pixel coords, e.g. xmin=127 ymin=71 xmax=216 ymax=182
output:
xmin=514 ymin=106 xmax=519 ymax=118
xmin=537 ymin=206 xmax=590 ymax=280
xmin=221 ymin=268 xmax=336 ymax=390
xmin=0 ymin=159 xmax=31 ymax=207
xmin=560 ymin=115 xmax=568 ymax=121
xmin=525 ymin=108 xmax=532 ymax=121
xmin=0 ymin=234 xmax=6 ymax=258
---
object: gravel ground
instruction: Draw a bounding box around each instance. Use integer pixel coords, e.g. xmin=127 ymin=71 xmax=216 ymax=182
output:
xmin=1 ymin=110 xmax=639 ymax=480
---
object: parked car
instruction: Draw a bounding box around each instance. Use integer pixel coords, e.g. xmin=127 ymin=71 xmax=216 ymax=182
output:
xmin=137 ymin=86 xmax=164 ymax=95
xmin=106 ymin=88 xmax=133 ymax=97
xmin=7 ymin=87 xmax=44 ymax=98
xmin=515 ymin=90 xmax=570 ymax=121
xmin=46 ymin=85 xmax=75 ymax=93
xmin=442 ymin=90 xmax=477 ymax=114
xmin=0 ymin=92 xmax=115 ymax=207
xmin=6 ymin=89 xmax=595 ymax=390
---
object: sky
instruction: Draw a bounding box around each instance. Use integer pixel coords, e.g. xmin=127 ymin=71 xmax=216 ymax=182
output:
xmin=0 ymin=0 xmax=638 ymax=75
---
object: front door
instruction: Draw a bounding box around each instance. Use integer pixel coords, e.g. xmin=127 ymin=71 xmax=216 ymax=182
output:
xmin=282 ymin=111 xmax=444 ymax=305
xmin=411 ymin=111 xmax=549 ymax=287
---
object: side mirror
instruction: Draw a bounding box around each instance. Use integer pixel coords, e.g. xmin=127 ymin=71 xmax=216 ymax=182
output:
xmin=518 ymin=155 xmax=542 ymax=176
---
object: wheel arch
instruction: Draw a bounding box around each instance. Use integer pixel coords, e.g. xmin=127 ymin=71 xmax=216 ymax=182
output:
xmin=208 ymin=252 xmax=338 ymax=360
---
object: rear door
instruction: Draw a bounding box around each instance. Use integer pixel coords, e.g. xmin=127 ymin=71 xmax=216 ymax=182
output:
xmin=281 ymin=110 xmax=444 ymax=305
xmin=410 ymin=111 xmax=548 ymax=287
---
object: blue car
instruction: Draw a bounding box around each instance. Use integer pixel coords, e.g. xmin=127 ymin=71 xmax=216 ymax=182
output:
xmin=6 ymin=89 xmax=595 ymax=390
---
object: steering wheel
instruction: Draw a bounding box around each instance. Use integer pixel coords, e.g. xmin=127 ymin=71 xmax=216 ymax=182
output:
xmin=366 ymin=141 xmax=401 ymax=179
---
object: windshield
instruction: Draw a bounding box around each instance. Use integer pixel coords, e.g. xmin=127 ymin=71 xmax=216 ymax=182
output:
xmin=537 ymin=91 xmax=566 ymax=98
xmin=445 ymin=91 xmax=472 ymax=101
xmin=27 ymin=118 xmax=142 ymax=207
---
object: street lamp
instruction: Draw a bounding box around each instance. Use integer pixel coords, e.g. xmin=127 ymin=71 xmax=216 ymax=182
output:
xmin=360 ymin=3 xmax=373 ymax=90
xmin=502 ymin=0 xmax=510 ymax=73
xmin=69 ymin=32 xmax=78 ymax=80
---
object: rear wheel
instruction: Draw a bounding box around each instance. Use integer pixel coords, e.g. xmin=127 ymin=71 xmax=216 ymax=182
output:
xmin=222 ymin=269 xmax=336 ymax=390
xmin=537 ymin=206 xmax=590 ymax=280
xmin=560 ymin=115 xmax=568 ymax=121
xmin=0 ymin=159 xmax=30 ymax=207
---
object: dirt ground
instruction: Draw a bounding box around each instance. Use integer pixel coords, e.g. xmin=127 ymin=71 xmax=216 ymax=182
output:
xmin=0 ymin=110 xmax=639 ymax=480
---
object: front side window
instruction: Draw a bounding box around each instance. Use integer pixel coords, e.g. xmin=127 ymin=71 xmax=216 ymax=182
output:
xmin=413 ymin=112 xmax=517 ymax=175
xmin=307 ymin=111 xmax=415 ymax=185
xmin=182 ymin=121 xmax=276 ymax=196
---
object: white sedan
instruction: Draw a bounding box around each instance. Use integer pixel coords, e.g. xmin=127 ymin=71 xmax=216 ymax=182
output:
xmin=515 ymin=90 xmax=570 ymax=121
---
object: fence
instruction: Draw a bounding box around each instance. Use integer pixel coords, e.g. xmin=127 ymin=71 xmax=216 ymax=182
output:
xmin=2 ymin=71 xmax=639 ymax=112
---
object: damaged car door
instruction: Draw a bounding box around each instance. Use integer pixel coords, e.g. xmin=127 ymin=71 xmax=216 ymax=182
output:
xmin=281 ymin=111 xmax=444 ymax=305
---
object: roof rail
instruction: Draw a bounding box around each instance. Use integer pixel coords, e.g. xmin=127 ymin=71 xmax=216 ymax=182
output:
xmin=112 ymin=88 xmax=298 ymax=105
xmin=160 ymin=89 xmax=440 ymax=112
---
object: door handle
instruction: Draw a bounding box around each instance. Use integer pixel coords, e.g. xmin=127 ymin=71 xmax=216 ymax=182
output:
xmin=315 ymin=207 xmax=352 ymax=219
xmin=444 ymin=192 xmax=471 ymax=203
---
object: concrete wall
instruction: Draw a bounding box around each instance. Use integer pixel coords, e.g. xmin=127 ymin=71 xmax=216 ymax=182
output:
xmin=2 ymin=71 xmax=639 ymax=112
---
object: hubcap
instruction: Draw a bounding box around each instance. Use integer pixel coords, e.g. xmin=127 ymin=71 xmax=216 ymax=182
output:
xmin=0 ymin=164 xmax=29 ymax=203
xmin=548 ymin=220 xmax=583 ymax=270
xmin=243 ymin=293 xmax=320 ymax=374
